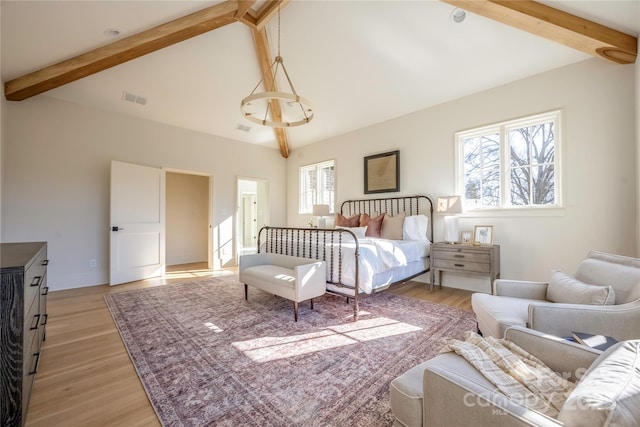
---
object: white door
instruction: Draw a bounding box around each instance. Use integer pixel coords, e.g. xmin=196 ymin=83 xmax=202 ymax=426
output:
xmin=110 ymin=161 xmax=165 ymax=285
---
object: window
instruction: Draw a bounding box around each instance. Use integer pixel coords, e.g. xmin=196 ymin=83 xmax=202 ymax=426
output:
xmin=299 ymin=160 xmax=335 ymax=214
xmin=455 ymin=110 xmax=561 ymax=211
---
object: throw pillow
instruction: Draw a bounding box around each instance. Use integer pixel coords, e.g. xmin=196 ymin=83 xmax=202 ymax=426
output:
xmin=558 ymin=340 xmax=640 ymax=426
xmin=547 ymin=270 xmax=615 ymax=305
xmin=360 ymin=213 xmax=385 ymax=237
xmin=335 ymin=213 xmax=360 ymax=228
xmin=335 ymin=225 xmax=367 ymax=239
xmin=402 ymin=214 xmax=429 ymax=241
xmin=381 ymin=212 xmax=406 ymax=240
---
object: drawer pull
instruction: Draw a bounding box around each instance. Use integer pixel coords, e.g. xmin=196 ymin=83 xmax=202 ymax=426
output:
xmin=31 ymin=276 xmax=42 ymax=287
xmin=41 ymin=286 xmax=49 ymax=296
xmin=454 ymin=254 xmax=465 ymax=258
xmin=30 ymin=314 xmax=41 ymax=330
xmin=43 ymin=259 xmax=49 ymax=266
xmin=454 ymin=263 xmax=465 ymax=267
xmin=28 ymin=352 xmax=41 ymax=375
xmin=41 ymin=314 xmax=48 ymax=326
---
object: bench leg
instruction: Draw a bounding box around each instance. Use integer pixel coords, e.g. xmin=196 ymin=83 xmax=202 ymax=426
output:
xmin=294 ymin=301 xmax=299 ymax=322
xmin=244 ymin=284 xmax=248 ymax=301
xmin=310 ymin=299 xmax=314 ymax=310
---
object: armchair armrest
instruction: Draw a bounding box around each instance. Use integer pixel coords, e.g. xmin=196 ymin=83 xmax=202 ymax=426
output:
xmin=493 ymin=279 xmax=548 ymax=300
xmin=529 ymin=300 xmax=640 ymax=341
xmin=504 ymin=326 xmax=601 ymax=382
xmin=422 ymin=355 xmax=561 ymax=426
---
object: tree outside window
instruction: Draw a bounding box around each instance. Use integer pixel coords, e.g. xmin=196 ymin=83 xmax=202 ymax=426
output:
xmin=456 ymin=111 xmax=560 ymax=210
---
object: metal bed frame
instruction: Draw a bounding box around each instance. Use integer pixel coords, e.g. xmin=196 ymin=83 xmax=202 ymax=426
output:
xmin=257 ymin=195 xmax=434 ymax=320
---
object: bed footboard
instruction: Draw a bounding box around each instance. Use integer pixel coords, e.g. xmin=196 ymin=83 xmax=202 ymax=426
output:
xmin=257 ymin=226 xmax=361 ymax=320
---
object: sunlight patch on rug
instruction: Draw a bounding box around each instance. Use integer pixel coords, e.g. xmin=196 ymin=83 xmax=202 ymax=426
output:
xmin=233 ymin=316 xmax=422 ymax=363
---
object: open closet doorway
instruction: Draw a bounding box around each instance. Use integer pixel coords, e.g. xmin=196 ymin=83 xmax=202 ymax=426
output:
xmin=237 ymin=178 xmax=268 ymax=258
xmin=166 ymin=171 xmax=211 ymax=270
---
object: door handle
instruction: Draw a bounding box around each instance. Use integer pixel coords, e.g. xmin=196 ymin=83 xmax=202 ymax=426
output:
xmin=111 ymin=226 xmax=125 ymax=232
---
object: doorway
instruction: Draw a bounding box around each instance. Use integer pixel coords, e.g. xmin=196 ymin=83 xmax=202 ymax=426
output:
xmin=237 ymin=178 xmax=268 ymax=257
xmin=166 ymin=171 xmax=210 ymax=267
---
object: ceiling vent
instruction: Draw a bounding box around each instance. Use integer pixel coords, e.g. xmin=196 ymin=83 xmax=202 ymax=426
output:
xmin=236 ymin=123 xmax=251 ymax=133
xmin=121 ymin=91 xmax=147 ymax=106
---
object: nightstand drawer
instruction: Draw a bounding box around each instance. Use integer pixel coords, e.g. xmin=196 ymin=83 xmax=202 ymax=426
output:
xmin=433 ymin=259 xmax=491 ymax=274
xmin=431 ymin=249 xmax=489 ymax=264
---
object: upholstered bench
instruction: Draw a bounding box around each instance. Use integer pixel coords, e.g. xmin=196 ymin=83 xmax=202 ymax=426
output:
xmin=239 ymin=253 xmax=326 ymax=321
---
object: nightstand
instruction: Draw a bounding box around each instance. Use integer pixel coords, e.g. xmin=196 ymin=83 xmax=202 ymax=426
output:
xmin=430 ymin=242 xmax=500 ymax=292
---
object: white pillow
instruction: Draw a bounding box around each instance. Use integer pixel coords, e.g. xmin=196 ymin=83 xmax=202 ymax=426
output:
xmin=335 ymin=226 xmax=367 ymax=239
xmin=558 ymin=340 xmax=640 ymax=426
xmin=547 ymin=270 xmax=615 ymax=305
xmin=402 ymin=214 xmax=429 ymax=241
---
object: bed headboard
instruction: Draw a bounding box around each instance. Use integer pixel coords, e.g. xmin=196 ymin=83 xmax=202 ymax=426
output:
xmin=339 ymin=195 xmax=434 ymax=241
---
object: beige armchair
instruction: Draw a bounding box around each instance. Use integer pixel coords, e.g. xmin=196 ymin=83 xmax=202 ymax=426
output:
xmin=472 ymin=251 xmax=640 ymax=340
xmin=390 ymin=326 xmax=640 ymax=427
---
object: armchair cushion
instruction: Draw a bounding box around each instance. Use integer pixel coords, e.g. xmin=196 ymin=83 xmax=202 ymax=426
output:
xmin=558 ymin=340 xmax=640 ymax=426
xmin=574 ymin=252 xmax=640 ymax=304
xmin=547 ymin=271 xmax=615 ymax=305
xmin=472 ymin=294 xmax=538 ymax=339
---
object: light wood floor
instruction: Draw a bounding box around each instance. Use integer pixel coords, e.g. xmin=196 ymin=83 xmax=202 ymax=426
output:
xmin=25 ymin=265 xmax=472 ymax=427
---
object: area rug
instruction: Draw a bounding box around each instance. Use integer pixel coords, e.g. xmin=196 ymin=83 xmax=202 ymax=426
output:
xmin=104 ymin=275 xmax=476 ymax=427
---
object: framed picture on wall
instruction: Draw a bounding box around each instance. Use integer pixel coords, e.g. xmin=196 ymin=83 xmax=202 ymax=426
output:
xmin=364 ymin=150 xmax=400 ymax=194
xmin=473 ymin=225 xmax=493 ymax=246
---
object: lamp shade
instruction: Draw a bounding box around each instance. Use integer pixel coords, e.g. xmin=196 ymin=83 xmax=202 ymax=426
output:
xmin=436 ymin=196 xmax=462 ymax=214
xmin=312 ymin=204 xmax=330 ymax=217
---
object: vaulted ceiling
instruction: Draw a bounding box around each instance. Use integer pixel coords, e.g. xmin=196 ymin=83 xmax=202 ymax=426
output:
xmin=2 ymin=1 xmax=639 ymax=158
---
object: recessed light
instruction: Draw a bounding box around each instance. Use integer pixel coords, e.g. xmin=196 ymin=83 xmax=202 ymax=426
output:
xmin=450 ymin=8 xmax=466 ymax=24
xmin=104 ymin=28 xmax=121 ymax=37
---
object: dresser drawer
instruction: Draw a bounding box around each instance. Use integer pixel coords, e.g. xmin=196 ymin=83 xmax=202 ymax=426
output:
xmin=431 ymin=249 xmax=489 ymax=264
xmin=433 ymin=258 xmax=491 ymax=274
xmin=23 ymin=296 xmax=41 ymax=347
xmin=22 ymin=332 xmax=40 ymax=421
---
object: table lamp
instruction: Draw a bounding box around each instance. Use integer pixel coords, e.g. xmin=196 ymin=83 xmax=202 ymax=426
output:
xmin=312 ymin=204 xmax=331 ymax=228
xmin=436 ymin=196 xmax=462 ymax=243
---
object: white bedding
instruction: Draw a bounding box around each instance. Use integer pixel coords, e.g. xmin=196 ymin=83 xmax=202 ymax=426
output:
xmin=262 ymin=236 xmax=431 ymax=294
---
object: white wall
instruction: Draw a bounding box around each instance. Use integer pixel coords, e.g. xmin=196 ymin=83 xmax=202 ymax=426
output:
xmin=287 ymin=58 xmax=637 ymax=291
xmin=2 ymin=96 xmax=287 ymax=290
xmin=166 ymin=172 xmax=209 ymax=266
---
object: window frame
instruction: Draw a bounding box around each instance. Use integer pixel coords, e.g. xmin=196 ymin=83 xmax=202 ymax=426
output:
xmin=299 ymin=159 xmax=335 ymax=215
xmin=455 ymin=110 xmax=563 ymax=213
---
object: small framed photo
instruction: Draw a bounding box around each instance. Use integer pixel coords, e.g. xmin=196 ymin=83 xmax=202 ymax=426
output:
xmin=461 ymin=231 xmax=473 ymax=244
xmin=473 ymin=225 xmax=494 ymax=246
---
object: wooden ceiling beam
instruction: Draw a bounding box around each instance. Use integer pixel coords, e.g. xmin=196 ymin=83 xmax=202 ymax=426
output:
xmin=235 ymin=1 xmax=256 ymax=20
xmin=251 ymin=27 xmax=290 ymax=158
xmin=5 ymin=1 xmax=239 ymax=101
xmin=237 ymin=0 xmax=291 ymax=30
xmin=441 ymin=0 xmax=637 ymax=64
xmin=253 ymin=0 xmax=292 ymax=30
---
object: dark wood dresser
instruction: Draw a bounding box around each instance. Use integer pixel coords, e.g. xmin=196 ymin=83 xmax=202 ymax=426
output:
xmin=1 ymin=242 xmax=49 ymax=427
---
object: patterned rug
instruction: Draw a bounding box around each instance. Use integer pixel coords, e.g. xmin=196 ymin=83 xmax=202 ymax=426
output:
xmin=104 ymin=275 xmax=476 ymax=427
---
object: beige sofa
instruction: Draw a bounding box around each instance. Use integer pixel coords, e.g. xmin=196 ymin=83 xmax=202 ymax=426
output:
xmin=239 ymin=253 xmax=326 ymax=321
xmin=472 ymin=251 xmax=640 ymax=340
xmin=390 ymin=326 xmax=640 ymax=427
